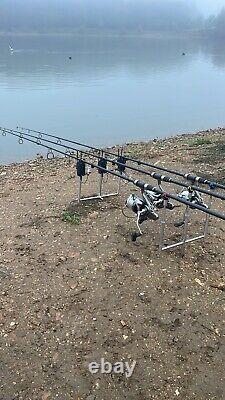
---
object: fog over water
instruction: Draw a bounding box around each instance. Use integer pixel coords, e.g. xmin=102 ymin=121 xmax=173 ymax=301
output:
xmin=1 ymin=35 xmax=225 ymax=164
xmin=1 ymin=0 xmax=225 ymax=35
xmin=1 ymin=1 xmax=225 ymax=163
xmin=194 ymin=0 xmax=225 ymax=16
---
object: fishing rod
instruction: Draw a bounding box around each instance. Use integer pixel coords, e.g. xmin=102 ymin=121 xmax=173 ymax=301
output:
xmin=3 ymin=127 xmax=225 ymax=203
xmin=16 ymin=126 xmax=115 ymax=155
xmin=16 ymin=125 xmax=225 ymax=191
xmin=3 ymin=128 xmax=225 ymax=222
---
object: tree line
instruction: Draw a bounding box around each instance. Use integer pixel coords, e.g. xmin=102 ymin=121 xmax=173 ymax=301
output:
xmin=0 ymin=0 xmax=224 ymax=36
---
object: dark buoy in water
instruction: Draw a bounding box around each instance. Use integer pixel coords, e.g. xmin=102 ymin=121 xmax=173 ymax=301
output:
xmin=69 ymin=56 xmax=72 ymax=60
xmin=182 ymin=52 xmax=186 ymax=56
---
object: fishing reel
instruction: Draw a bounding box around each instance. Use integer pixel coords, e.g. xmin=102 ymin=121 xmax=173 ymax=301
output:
xmin=174 ymin=186 xmax=208 ymax=227
xmin=178 ymin=187 xmax=208 ymax=208
xmin=125 ymin=189 xmax=175 ymax=242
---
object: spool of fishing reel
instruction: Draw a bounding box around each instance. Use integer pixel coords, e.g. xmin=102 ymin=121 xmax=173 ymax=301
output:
xmin=144 ymin=190 xmax=175 ymax=210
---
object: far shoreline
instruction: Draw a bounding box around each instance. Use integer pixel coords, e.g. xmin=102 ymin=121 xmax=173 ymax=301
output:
xmin=0 ymin=29 xmax=216 ymax=40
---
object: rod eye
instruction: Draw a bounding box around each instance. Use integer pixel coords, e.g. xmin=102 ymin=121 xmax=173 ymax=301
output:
xmin=47 ymin=151 xmax=55 ymax=159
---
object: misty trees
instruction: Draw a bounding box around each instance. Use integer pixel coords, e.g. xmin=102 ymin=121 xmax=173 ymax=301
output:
xmin=205 ymin=8 xmax=225 ymax=37
xmin=0 ymin=0 xmax=204 ymax=34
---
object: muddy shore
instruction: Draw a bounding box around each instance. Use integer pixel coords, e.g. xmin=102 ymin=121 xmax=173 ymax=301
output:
xmin=0 ymin=128 xmax=225 ymax=400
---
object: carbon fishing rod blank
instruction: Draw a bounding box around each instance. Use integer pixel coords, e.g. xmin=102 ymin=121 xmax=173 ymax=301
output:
xmin=3 ymin=127 xmax=224 ymax=219
xmin=3 ymin=127 xmax=225 ymax=208
xmin=17 ymin=128 xmax=225 ymax=202
xmin=2 ymin=128 xmax=225 ymax=256
xmin=7 ymin=126 xmax=225 ymax=203
xmin=16 ymin=125 xmax=225 ymax=191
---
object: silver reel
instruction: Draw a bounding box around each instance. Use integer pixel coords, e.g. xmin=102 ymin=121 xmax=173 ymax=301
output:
xmin=178 ymin=187 xmax=208 ymax=208
xmin=174 ymin=187 xmax=208 ymax=228
xmin=125 ymin=190 xmax=174 ymax=242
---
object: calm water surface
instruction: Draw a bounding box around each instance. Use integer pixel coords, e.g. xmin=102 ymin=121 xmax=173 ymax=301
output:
xmin=0 ymin=35 xmax=225 ymax=164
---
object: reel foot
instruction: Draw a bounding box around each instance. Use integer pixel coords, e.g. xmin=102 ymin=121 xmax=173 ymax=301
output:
xmin=131 ymin=232 xmax=142 ymax=242
xmin=174 ymin=220 xmax=185 ymax=228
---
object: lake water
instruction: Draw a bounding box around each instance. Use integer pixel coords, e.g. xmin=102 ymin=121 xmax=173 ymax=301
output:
xmin=1 ymin=34 xmax=225 ymax=164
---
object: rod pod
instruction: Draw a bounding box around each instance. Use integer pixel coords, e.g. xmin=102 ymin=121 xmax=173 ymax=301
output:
xmin=3 ymin=129 xmax=225 ymax=221
xmin=12 ymin=127 xmax=225 ymax=202
xmin=16 ymin=125 xmax=225 ymax=191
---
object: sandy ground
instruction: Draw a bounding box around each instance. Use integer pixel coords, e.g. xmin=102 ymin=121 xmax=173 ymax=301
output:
xmin=0 ymin=128 xmax=225 ymax=400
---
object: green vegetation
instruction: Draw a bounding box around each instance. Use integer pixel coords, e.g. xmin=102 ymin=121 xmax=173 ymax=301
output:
xmin=216 ymin=143 xmax=225 ymax=154
xmin=193 ymin=138 xmax=225 ymax=166
xmin=62 ymin=210 xmax=80 ymax=225
xmin=189 ymin=137 xmax=212 ymax=147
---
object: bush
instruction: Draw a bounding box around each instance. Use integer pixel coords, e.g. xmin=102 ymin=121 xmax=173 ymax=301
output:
xmin=62 ymin=211 xmax=80 ymax=225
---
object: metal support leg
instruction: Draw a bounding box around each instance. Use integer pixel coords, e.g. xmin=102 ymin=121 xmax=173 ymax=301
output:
xmin=117 ymin=174 xmax=122 ymax=195
xmin=160 ymin=181 xmax=216 ymax=254
xmin=160 ymin=205 xmax=204 ymax=255
xmin=75 ymin=173 xmax=120 ymax=203
xmin=204 ymin=194 xmax=213 ymax=238
xmin=77 ymin=177 xmax=82 ymax=203
xmin=158 ymin=199 xmax=168 ymax=255
xmin=75 ymin=158 xmax=123 ymax=203
xmin=181 ymin=206 xmax=190 ymax=256
xmin=99 ymin=174 xmax=103 ymax=199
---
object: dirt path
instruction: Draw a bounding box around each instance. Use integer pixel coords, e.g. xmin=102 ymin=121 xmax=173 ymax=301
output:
xmin=0 ymin=128 xmax=225 ymax=400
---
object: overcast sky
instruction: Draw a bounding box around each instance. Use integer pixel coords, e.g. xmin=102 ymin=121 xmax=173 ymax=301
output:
xmin=194 ymin=0 xmax=225 ymax=16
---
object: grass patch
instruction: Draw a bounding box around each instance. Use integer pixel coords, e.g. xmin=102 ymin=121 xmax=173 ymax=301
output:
xmin=192 ymin=138 xmax=225 ymax=183
xmin=62 ymin=211 xmax=80 ymax=225
xmin=188 ymin=137 xmax=212 ymax=147
xmin=193 ymin=139 xmax=225 ymax=164
xmin=215 ymin=143 xmax=225 ymax=154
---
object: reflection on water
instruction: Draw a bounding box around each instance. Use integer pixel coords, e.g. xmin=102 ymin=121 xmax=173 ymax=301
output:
xmin=0 ymin=35 xmax=196 ymax=87
xmin=0 ymin=35 xmax=225 ymax=163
